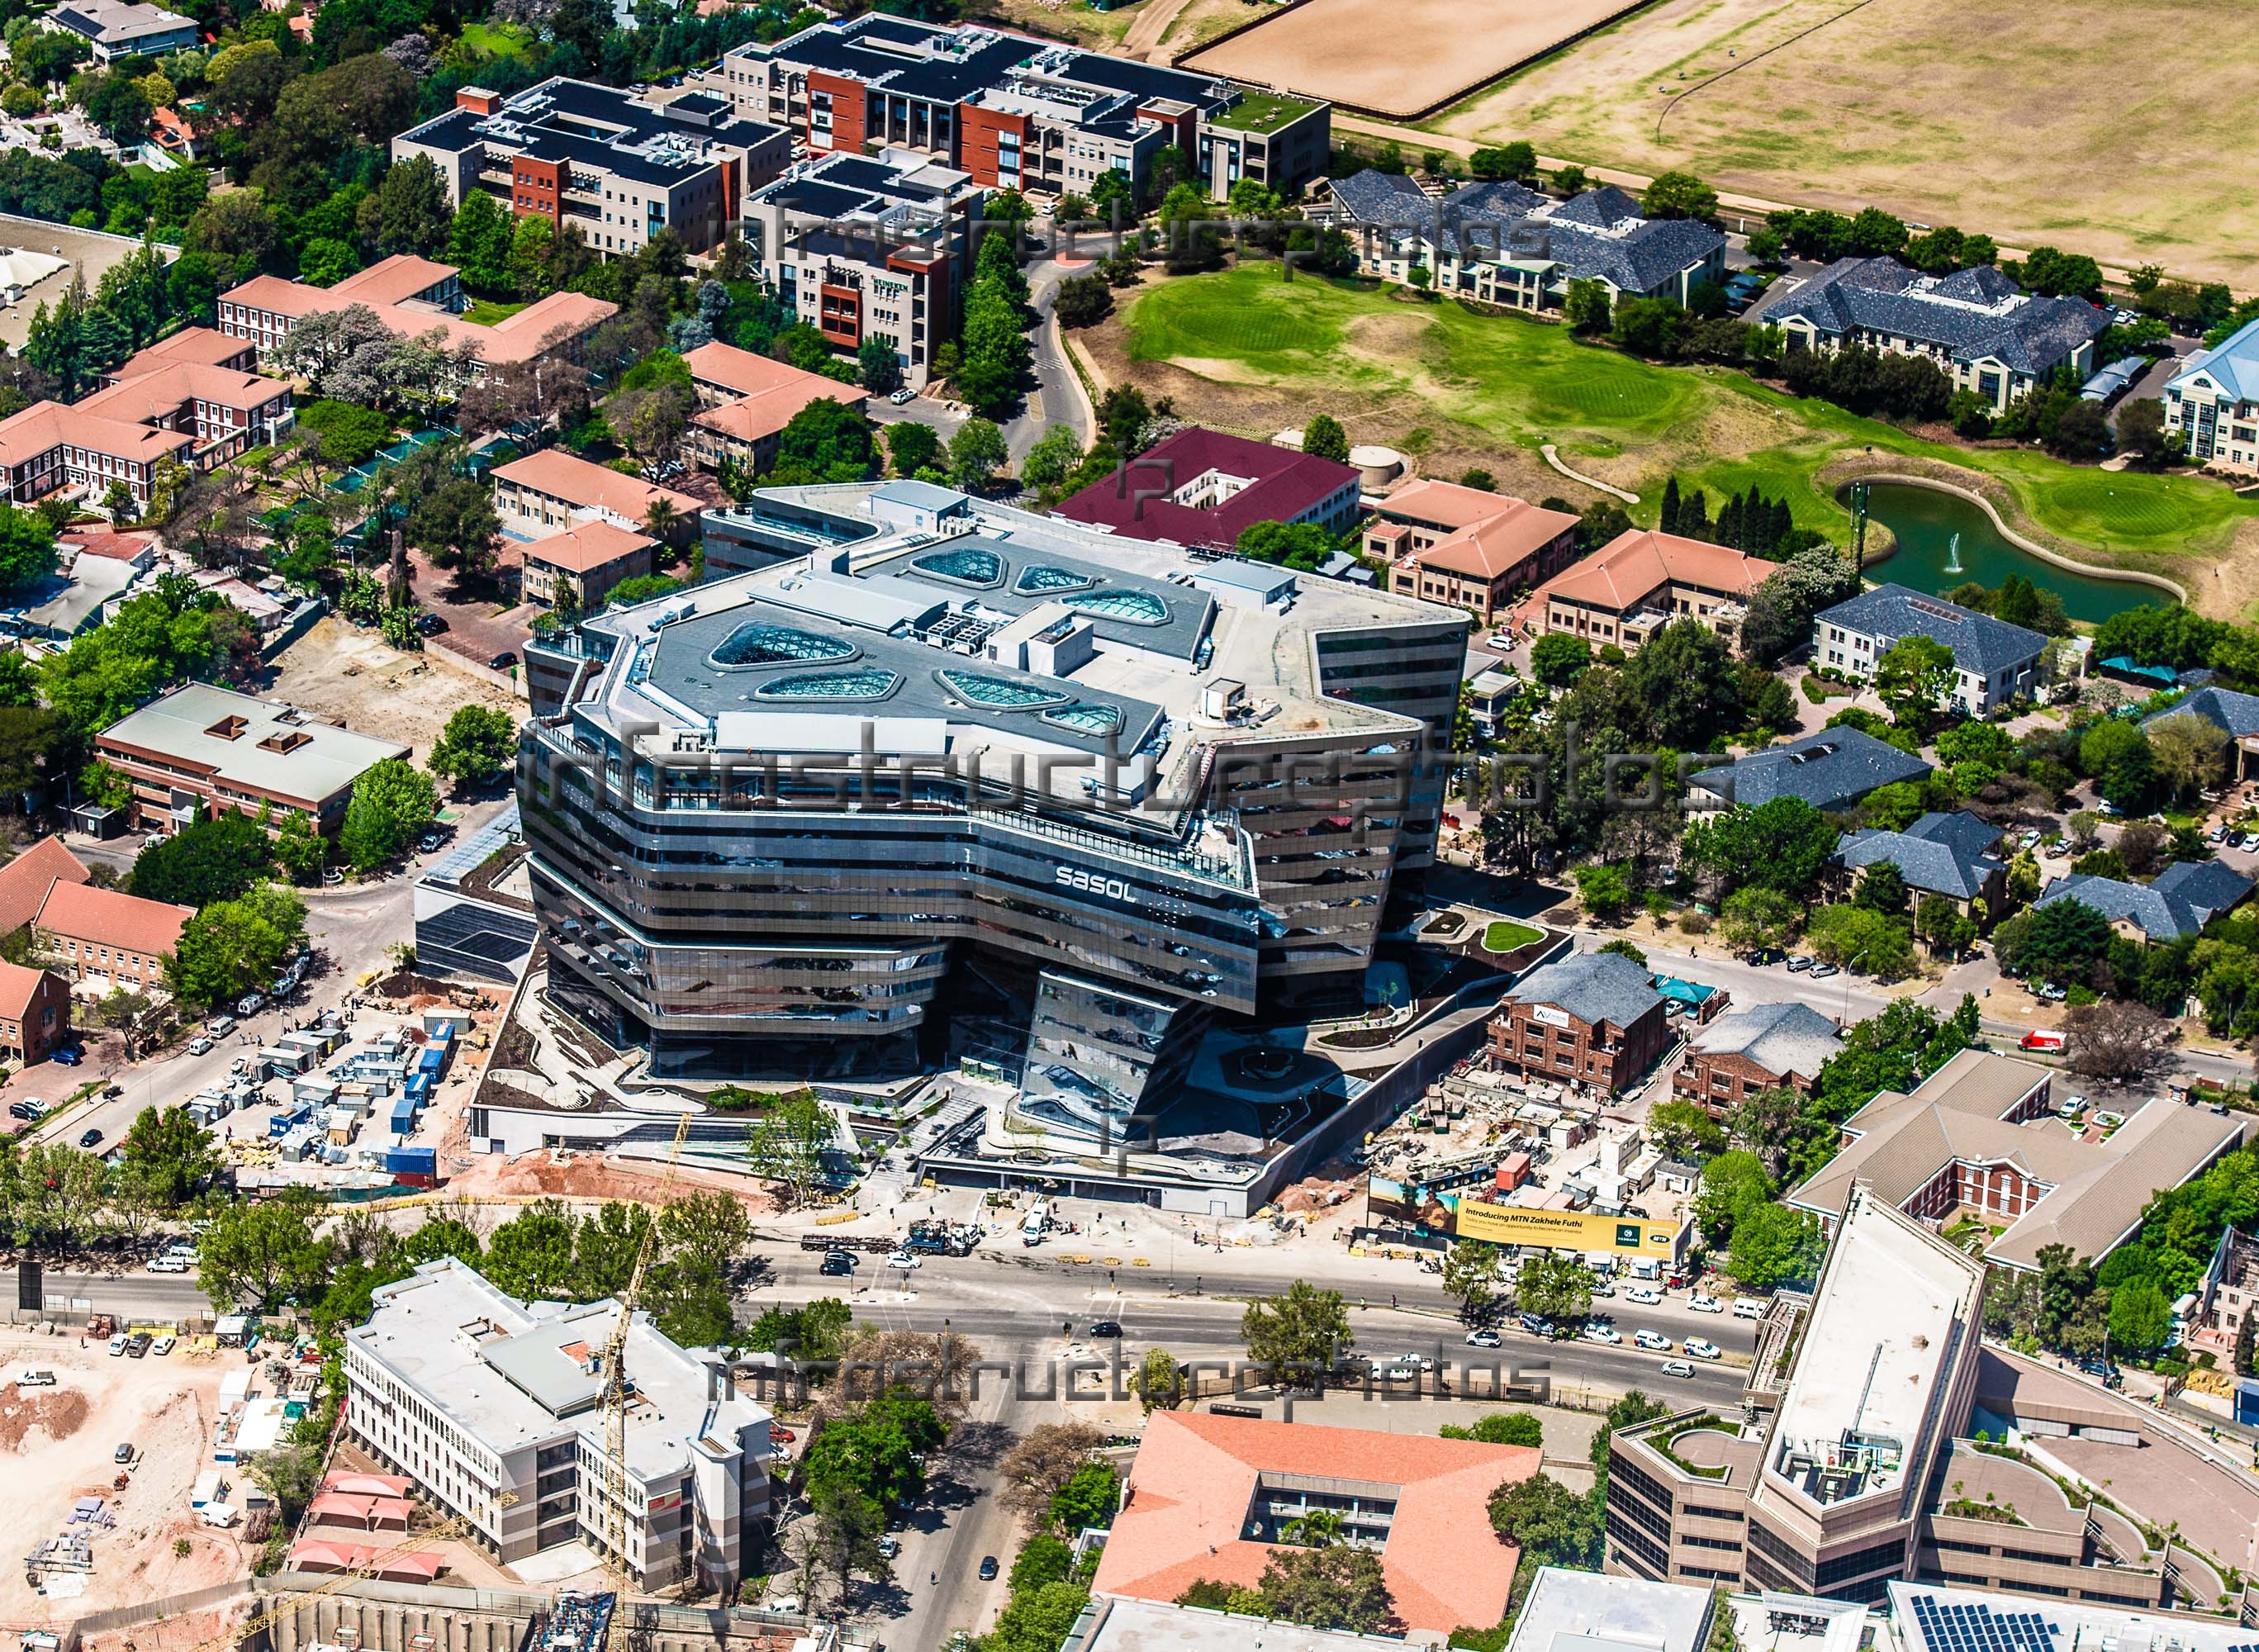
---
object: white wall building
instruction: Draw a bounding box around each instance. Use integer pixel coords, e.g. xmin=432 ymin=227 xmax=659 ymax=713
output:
xmin=344 ymin=1259 xmax=771 ymax=1593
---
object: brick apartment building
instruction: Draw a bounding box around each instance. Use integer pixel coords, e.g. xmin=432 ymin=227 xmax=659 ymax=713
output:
xmin=0 ymin=960 xmax=69 ymax=1063
xmin=1370 ymin=481 xmax=1581 ymax=624
xmin=1673 ymin=999 xmax=1842 ymax=1121
xmin=1488 ymin=950 xmax=1671 ymax=1098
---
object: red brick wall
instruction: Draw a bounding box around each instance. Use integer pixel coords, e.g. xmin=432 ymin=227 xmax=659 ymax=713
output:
xmin=956 ymin=103 xmax=1028 ymax=189
xmin=513 ymin=155 xmax=562 ymax=225
xmin=809 ymin=71 xmax=866 ymax=154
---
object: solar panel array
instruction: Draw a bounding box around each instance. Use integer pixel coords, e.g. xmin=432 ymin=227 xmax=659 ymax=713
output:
xmin=1910 ymin=1596 xmax=2056 ymax=1652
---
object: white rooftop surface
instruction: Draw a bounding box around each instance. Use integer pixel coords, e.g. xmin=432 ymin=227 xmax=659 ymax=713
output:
xmin=351 ymin=1259 xmax=768 ymax=1484
xmin=1885 ymin=1581 xmax=2259 ymax=1652
xmin=1507 ymin=1568 xmax=1715 ymax=1652
xmin=1075 ymin=1597 xmax=1415 ymax=1652
xmin=1766 ymin=1189 xmax=1981 ymax=1507
xmin=1730 ymin=1593 xmax=1871 ymax=1652
xmin=101 ymin=682 xmax=409 ymax=803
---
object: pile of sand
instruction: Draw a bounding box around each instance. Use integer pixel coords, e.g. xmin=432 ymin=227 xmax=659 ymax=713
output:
xmin=0 ymin=1382 xmax=88 ymax=1451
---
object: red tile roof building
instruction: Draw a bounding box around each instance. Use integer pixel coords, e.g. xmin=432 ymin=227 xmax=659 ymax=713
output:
xmin=521 ymin=520 xmax=658 ymax=610
xmin=681 ymin=341 xmax=867 ymax=475
xmin=0 ymin=837 xmax=93 ymax=937
xmin=0 ymin=959 xmax=69 ymax=1064
xmin=493 ymin=449 xmax=701 ymax=546
xmin=33 ymin=881 xmax=193 ymax=989
xmin=1521 ymin=529 xmax=1777 ymax=653
xmin=0 ymin=325 xmax=294 ymax=510
xmin=1371 ymin=485 xmax=1581 ymax=623
xmin=1055 ymin=427 xmax=1364 ymax=551
xmin=1089 ymin=1411 xmax=1538 ymax=1634
xmin=217 ymin=256 xmax=616 ymax=378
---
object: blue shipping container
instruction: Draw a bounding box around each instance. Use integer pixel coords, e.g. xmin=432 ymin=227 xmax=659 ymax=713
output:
xmin=385 ymin=1146 xmax=438 ymax=1175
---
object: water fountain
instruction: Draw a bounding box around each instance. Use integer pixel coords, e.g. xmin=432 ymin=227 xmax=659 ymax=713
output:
xmin=1943 ymin=531 xmax=1962 ymax=576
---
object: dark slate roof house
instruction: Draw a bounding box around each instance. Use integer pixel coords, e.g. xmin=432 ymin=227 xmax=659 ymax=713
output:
xmin=2147 ymin=685 xmax=2259 ymax=740
xmin=1835 ymin=810 xmax=2005 ymax=903
xmin=1503 ymin=950 xmax=1663 ymax=1030
xmin=2035 ymin=859 xmax=2255 ymax=942
xmin=1696 ymin=725 xmax=1933 ymax=813
xmin=1812 ymin=585 xmax=2048 ymax=714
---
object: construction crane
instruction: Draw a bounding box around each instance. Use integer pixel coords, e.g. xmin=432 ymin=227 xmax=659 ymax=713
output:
xmin=180 ymin=1491 xmax=519 ymax=1652
xmin=593 ymin=1108 xmax=698 ymax=1652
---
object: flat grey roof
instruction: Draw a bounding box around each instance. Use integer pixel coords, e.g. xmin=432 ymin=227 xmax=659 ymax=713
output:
xmin=1507 ymin=1567 xmax=1713 ymax=1652
xmin=98 ymin=681 xmax=410 ymax=805
xmin=1069 ymin=1596 xmax=1418 ymax=1652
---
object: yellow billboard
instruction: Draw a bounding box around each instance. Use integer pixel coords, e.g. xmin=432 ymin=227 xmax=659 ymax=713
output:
xmin=1450 ymin=1200 xmax=1683 ymax=1259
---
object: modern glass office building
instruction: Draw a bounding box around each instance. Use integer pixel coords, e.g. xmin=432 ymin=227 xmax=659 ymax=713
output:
xmin=520 ymin=482 xmax=1467 ymax=1147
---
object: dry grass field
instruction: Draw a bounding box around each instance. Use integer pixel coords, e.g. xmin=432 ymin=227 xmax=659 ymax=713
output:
xmin=1426 ymin=0 xmax=2259 ymax=286
xmin=1184 ymin=0 xmax=1643 ymax=115
xmin=975 ymin=0 xmax=1255 ymax=59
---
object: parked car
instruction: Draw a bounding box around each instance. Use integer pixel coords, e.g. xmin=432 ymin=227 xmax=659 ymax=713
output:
xmin=1634 ymin=1329 xmax=1673 ymax=1351
xmin=1516 ymin=1312 xmax=1554 ymax=1336
xmin=2035 ymin=981 xmax=2069 ymax=1001
xmin=1464 ymin=1329 xmax=1502 ymax=1348
xmin=107 ymin=1334 xmax=127 ymax=1356
xmin=1732 ymin=1298 xmax=1765 ymax=1320
xmin=1786 ymin=955 xmax=1814 ymax=972
xmin=7 ymin=1103 xmax=34 ymax=1122
xmin=889 ymin=387 xmax=915 ymax=405
xmin=1580 ymin=1323 xmax=1621 ymax=1345
xmin=1744 ymin=947 xmax=1786 ymax=966
xmin=419 ymin=833 xmax=446 ymax=853
xmin=1685 ymin=1338 xmax=1722 ymax=1360
xmin=125 ymin=1333 xmax=150 ymax=1359
xmin=1660 ymin=1358 xmax=1697 ymax=1379
xmin=235 ymin=993 xmax=265 ymax=1017
xmin=52 ymin=1046 xmax=81 ymax=1066
xmin=16 ymin=1370 xmax=55 ymax=1386
xmin=876 ymin=1536 xmax=899 ymax=1559
xmin=1622 ymin=1285 xmax=1662 ymax=1305
xmin=113 ymin=1442 xmax=135 ymax=1464
xmin=490 ymin=651 xmax=517 ymax=671
xmin=150 ymin=1333 xmax=174 ymax=1356
xmin=78 ymin=1127 xmax=102 ymax=1150
xmin=146 ymin=1255 xmax=189 ymax=1273
xmin=187 ymin=1036 xmax=213 ymax=1056
xmin=1810 ymin=961 xmax=1839 ymax=979
xmin=206 ymin=1016 xmax=236 ymax=1038
xmin=412 ymin=613 xmax=444 ymax=636
xmin=1688 ymin=1294 xmax=1723 ymax=1313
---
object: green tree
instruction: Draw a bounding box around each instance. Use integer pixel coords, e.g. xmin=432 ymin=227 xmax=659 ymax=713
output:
xmin=1853 ymin=860 xmax=1909 ymax=915
xmin=447 ymin=189 xmax=515 ymax=294
xmin=428 ymin=704 xmax=520 ymax=792
xmin=1513 ymin=1252 xmax=1593 ymax=1324
xmin=483 ymin=1200 xmax=580 ymax=1300
xmin=270 ymin=810 xmax=325 ymax=884
xmin=1874 ymin=634 xmax=1957 ymax=726
xmin=1646 ymin=1098 xmax=1728 ymax=1161
xmin=744 ymin=1089 xmax=833 ymax=1208
xmin=1303 ymin=413 xmax=1350 ymax=463
xmin=772 ymin=398 xmax=879 ymax=483
xmin=1255 ymin=1545 xmax=1394 ymax=1633
xmin=1486 ymin=1472 xmax=1600 ymax=1569
xmin=885 ymin=420 xmax=942 ymax=479
xmin=1727 ymin=1202 xmax=1826 ymax=1290
xmin=339 ymin=757 xmax=437 ymax=871
xmin=1561 ymin=278 xmax=1611 ymax=335
xmin=1441 ymin=1238 xmax=1502 ymax=1318
xmin=1693 ymin=1151 xmax=1777 ymax=1247
xmin=1805 ymin=903 xmax=1917 ymax=979
xmin=119 ymin=1105 xmax=220 ymax=1205
xmin=168 ymin=883 xmax=305 ymax=1006
xmin=947 ymin=416 xmax=1008 ymax=492
xmin=1131 ymin=1345 xmax=1179 ymax=1413
xmin=1716 ymin=885 xmax=1801 ymax=955
xmin=856 ymin=335 xmax=901 ymax=394
xmin=1680 ymin=797 xmax=1837 ymax=900
xmin=792 ymin=1485 xmax=891 ymax=1611
xmin=1050 ymin=1458 xmax=1120 ymax=1533
xmin=1019 ymin=425 xmax=1083 ymax=496
xmin=1530 ymin=632 xmax=1592 ymax=687
xmin=1640 ymin=171 xmax=1718 ymax=222
xmin=1440 ymin=1412 xmax=1543 ymax=1447
xmin=1241 ymin=1279 xmax=1354 ymax=1382
xmin=128 ymin=809 xmax=273 ymax=905
xmin=1574 ymin=862 xmax=1632 ymax=922
xmin=197 ymin=1189 xmax=330 ymax=1310
xmin=0 ymin=505 xmax=58 ymax=597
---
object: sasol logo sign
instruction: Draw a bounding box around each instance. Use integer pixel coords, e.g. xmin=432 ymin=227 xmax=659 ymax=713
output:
xmin=1056 ymin=866 xmax=1139 ymax=904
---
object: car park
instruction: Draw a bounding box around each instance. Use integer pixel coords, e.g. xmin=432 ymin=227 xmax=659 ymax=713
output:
xmin=1464 ymin=1329 xmax=1502 ymax=1348
xmin=1660 ymin=1358 xmax=1696 ymax=1379
xmin=1634 ymin=1330 xmax=1673 ymax=1351
xmin=1685 ymin=1338 xmax=1722 ymax=1360
xmin=1622 ymin=1285 xmax=1662 ymax=1305
xmin=1688 ymin=1294 xmax=1723 ymax=1313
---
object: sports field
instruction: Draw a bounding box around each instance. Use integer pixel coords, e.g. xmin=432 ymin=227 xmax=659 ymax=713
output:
xmin=1184 ymin=0 xmax=1641 ymax=116
xmin=1425 ymin=0 xmax=2259 ymax=287
xmin=1100 ymin=266 xmax=2259 ymax=595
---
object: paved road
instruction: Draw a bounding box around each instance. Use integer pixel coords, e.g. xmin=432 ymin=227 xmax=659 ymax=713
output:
xmin=0 ymin=1264 xmax=209 ymax=1322
xmin=1004 ymin=254 xmax=1094 ymax=468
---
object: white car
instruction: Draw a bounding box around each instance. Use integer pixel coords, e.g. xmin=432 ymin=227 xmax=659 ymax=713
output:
xmin=1634 ymin=1329 xmax=1673 ymax=1351
xmin=150 ymin=1334 xmax=175 ymax=1356
xmin=15 ymin=1369 xmax=55 ymax=1387
xmin=107 ymin=1334 xmax=127 ymax=1356
xmin=1685 ymin=1338 xmax=1722 ymax=1360
xmin=1464 ymin=1329 xmax=1502 ymax=1348
xmin=1622 ymin=1285 xmax=1662 ymax=1305
xmin=885 ymin=1251 xmax=920 ymax=1270
xmin=187 ymin=1036 xmax=213 ymax=1056
xmin=1732 ymin=1298 xmax=1765 ymax=1320
xmin=145 ymin=1256 xmax=189 ymax=1273
xmin=1688 ymin=1294 xmax=1724 ymax=1313
xmin=1660 ymin=1358 xmax=1697 ymax=1379
xmin=1580 ymin=1324 xmax=1622 ymax=1345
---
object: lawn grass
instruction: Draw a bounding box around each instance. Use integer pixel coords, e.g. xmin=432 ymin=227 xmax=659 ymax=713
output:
xmin=1118 ymin=266 xmax=2259 ymax=572
xmin=1483 ymin=919 xmax=1545 ymax=952
xmin=458 ymin=21 xmax=534 ymax=58
xmin=463 ymin=298 xmax=531 ymax=326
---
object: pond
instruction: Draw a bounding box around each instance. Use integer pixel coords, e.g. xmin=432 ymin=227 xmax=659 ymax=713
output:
xmin=1859 ymin=482 xmax=2167 ymax=624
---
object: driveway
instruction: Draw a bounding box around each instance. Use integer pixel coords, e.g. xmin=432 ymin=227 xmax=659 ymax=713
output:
xmin=406 ymin=548 xmax=534 ymax=671
xmin=1004 ymin=256 xmax=1095 ymax=467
